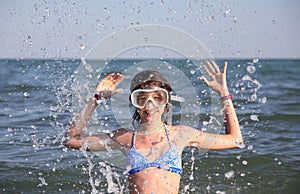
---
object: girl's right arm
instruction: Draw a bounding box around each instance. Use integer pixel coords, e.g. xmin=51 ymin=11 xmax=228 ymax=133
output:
xmin=63 ymin=97 xmax=104 ymax=150
xmin=63 ymin=73 xmax=124 ymax=151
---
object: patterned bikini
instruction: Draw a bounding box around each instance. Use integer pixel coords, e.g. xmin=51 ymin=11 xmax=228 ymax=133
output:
xmin=127 ymin=125 xmax=182 ymax=176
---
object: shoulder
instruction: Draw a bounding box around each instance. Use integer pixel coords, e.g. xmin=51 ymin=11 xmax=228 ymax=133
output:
xmin=168 ymin=125 xmax=197 ymax=134
xmin=111 ymin=128 xmax=131 ymax=137
xmin=168 ymin=125 xmax=199 ymax=145
xmin=111 ymin=128 xmax=133 ymax=149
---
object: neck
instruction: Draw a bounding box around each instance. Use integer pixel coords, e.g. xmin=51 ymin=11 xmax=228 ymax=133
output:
xmin=138 ymin=121 xmax=165 ymax=135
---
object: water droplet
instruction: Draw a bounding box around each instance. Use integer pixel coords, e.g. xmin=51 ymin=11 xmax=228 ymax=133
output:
xmin=206 ymin=185 xmax=210 ymax=191
xmin=202 ymin=121 xmax=209 ymax=126
xmin=189 ymin=174 xmax=194 ymax=180
xmin=23 ymin=92 xmax=30 ymax=97
xmin=225 ymin=170 xmax=234 ymax=179
xmin=247 ymin=145 xmax=253 ymax=150
xmin=224 ymin=8 xmax=231 ymax=16
xmin=190 ymin=69 xmax=196 ymax=75
xmin=242 ymin=75 xmax=252 ymax=81
xmin=251 ymin=93 xmax=257 ymax=101
xmin=253 ymin=58 xmax=259 ymax=63
xmin=260 ymin=97 xmax=267 ymax=104
xmin=80 ymin=44 xmax=85 ymax=50
xmin=184 ymin=185 xmax=190 ymax=192
xmin=232 ymin=16 xmax=237 ymax=23
xmin=38 ymin=177 xmax=48 ymax=186
xmin=247 ymin=65 xmax=256 ymax=74
xmin=25 ymin=35 xmax=33 ymax=45
xmin=207 ymin=15 xmax=215 ymax=20
xmin=236 ymin=142 xmax=245 ymax=148
xmin=250 ymin=115 xmax=259 ymax=121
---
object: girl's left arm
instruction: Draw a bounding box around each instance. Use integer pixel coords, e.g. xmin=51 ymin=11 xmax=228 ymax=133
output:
xmin=188 ymin=61 xmax=243 ymax=150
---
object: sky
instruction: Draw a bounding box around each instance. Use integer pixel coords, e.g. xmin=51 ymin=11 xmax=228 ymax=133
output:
xmin=0 ymin=0 xmax=299 ymax=59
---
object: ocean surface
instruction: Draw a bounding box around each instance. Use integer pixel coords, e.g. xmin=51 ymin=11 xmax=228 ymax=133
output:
xmin=0 ymin=59 xmax=299 ymax=193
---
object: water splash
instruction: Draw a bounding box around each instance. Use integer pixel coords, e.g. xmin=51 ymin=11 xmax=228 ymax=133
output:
xmin=225 ymin=170 xmax=234 ymax=179
xmin=48 ymin=59 xmax=264 ymax=193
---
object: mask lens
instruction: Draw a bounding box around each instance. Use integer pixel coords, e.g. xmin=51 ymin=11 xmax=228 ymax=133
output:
xmin=131 ymin=88 xmax=168 ymax=109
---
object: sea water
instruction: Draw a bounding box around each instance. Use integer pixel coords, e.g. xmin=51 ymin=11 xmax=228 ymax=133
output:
xmin=0 ymin=59 xmax=299 ymax=193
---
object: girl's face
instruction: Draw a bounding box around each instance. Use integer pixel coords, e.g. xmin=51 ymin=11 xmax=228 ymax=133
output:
xmin=131 ymin=87 xmax=169 ymax=123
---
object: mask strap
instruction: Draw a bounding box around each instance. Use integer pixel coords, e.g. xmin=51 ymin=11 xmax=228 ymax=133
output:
xmin=163 ymin=103 xmax=173 ymax=126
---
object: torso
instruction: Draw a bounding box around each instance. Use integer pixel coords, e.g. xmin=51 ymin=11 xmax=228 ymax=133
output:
xmin=112 ymin=125 xmax=196 ymax=193
xmin=128 ymin=168 xmax=181 ymax=194
xmin=127 ymin=124 xmax=183 ymax=176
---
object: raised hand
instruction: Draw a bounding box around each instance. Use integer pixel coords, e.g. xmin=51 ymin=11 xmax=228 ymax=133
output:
xmin=200 ymin=61 xmax=229 ymax=97
xmin=95 ymin=73 xmax=124 ymax=98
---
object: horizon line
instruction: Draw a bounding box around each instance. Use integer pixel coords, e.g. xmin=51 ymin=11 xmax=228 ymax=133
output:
xmin=1 ymin=57 xmax=300 ymax=61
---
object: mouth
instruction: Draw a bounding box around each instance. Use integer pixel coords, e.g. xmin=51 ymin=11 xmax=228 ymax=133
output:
xmin=144 ymin=109 xmax=159 ymax=117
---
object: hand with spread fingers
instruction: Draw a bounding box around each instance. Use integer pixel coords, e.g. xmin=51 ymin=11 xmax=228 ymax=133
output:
xmin=95 ymin=73 xmax=124 ymax=99
xmin=201 ymin=61 xmax=229 ymax=97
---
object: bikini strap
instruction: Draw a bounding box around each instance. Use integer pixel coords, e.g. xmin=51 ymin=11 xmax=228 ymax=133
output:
xmin=164 ymin=124 xmax=171 ymax=144
xmin=131 ymin=132 xmax=137 ymax=148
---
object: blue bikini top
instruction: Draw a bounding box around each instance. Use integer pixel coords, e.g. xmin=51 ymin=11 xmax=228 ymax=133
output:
xmin=126 ymin=125 xmax=182 ymax=176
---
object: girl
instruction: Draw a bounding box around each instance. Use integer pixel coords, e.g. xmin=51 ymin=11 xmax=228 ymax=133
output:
xmin=64 ymin=61 xmax=243 ymax=193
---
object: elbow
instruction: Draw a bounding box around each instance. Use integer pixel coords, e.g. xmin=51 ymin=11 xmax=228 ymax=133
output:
xmin=63 ymin=134 xmax=84 ymax=150
xmin=67 ymin=126 xmax=80 ymax=138
xmin=221 ymin=132 xmax=244 ymax=149
xmin=63 ymin=138 xmax=72 ymax=148
xmin=63 ymin=138 xmax=83 ymax=150
xmin=231 ymin=134 xmax=244 ymax=149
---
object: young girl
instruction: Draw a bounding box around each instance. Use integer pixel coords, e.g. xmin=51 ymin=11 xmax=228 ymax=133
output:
xmin=64 ymin=61 xmax=243 ymax=193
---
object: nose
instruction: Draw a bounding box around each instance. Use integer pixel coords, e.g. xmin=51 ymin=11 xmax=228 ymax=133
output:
xmin=144 ymin=98 xmax=156 ymax=109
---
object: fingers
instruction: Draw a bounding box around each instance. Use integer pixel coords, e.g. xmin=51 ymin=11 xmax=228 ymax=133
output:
xmin=96 ymin=73 xmax=124 ymax=93
xmin=222 ymin=61 xmax=228 ymax=74
xmin=105 ymin=73 xmax=123 ymax=82
xmin=202 ymin=61 xmax=219 ymax=78
xmin=203 ymin=60 xmax=225 ymax=76
xmin=101 ymin=73 xmax=124 ymax=85
xmin=206 ymin=61 xmax=220 ymax=74
xmin=203 ymin=64 xmax=214 ymax=79
xmin=201 ymin=60 xmax=226 ymax=87
xmin=200 ymin=76 xmax=210 ymax=86
xmin=211 ymin=61 xmax=220 ymax=73
xmin=114 ymin=73 xmax=124 ymax=85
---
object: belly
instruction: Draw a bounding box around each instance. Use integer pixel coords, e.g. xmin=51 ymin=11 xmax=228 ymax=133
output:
xmin=128 ymin=167 xmax=181 ymax=194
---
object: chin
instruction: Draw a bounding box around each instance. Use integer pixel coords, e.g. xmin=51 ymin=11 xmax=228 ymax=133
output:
xmin=142 ymin=113 xmax=160 ymax=123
